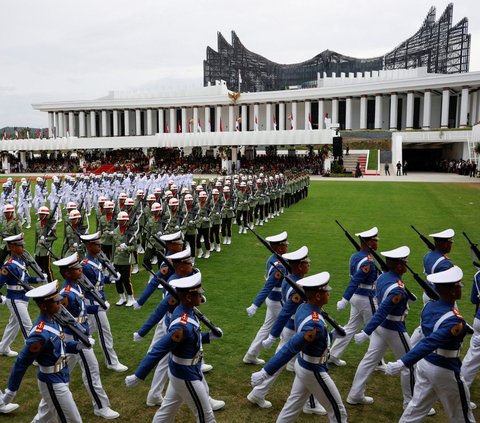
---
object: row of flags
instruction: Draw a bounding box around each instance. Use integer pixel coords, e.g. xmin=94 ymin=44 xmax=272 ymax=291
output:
xmin=2 ymin=128 xmax=49 ymax=140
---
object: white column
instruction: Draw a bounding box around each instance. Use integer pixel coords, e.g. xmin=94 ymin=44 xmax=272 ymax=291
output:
xmin=241 ymin=105 xmax=247 ymax=131
xmin=331 ymin=98 xmax=338 ymax=125
xmin=135 ymin=109 xmax=141 ymax=135
xmin=158 ymin=109 xmax=164 ymax=133
xmin=345 ymin=97 xmax=352 ymax=130
xmin=124 ymin=110 xmax=130 ymax=136
xmin=253 ymin=103 xmax=259 ymax=130
xmin=291 ymin=101 xmax=297 ymax=130
xmin=193 ymin=107 xmax=199 ymax=133
xmin=101 ymin=110 xmax=107 ymax=137
xmin=90 ymin=110 xmax=96 ymax=137
xmin=266 ymin=103 xmax=272 ymax=131
xmin=390 ymin=93 xmax=398 ymax=130
xmin=216 ymin=105 xmax=222 ymax=132
xmin=68 ymin=112 xmax=74 ymax=137
xmin=360 ymin=96 xmax=367 ymax=130
xmin=471 ymin=91 xmax=478 ymax=126
xmin=422 ymin=90 xmax=431 ymax=130
xmin=441 ymin=88 xmax=450 ymax=128
xmin=181 ymin=108 xmax=187 ymax=133
xmin=318 ymin=100 xmax=324 ymax=129
xmin=58 ymin=111 xmax=64 ymax=137
xmin=79 ymin=111 xmax=86 ymax=137
xmin=229 ymin=105 xmax=235 ymax=132
xmin=304 ymin=101 xmax=311 ymax=130
xmin=48 ymin=112 xmax=54 ymax=138
xmin=460 ymin=87 xmax=469 ymax=128
xmin=19 ymin=151 xmax=27 ymax=169
xmin=279 ymin=103 xmax=285 ymax=130
xmin=170 ymin=108 xmax=176 ymax=133
xmin=406 ymin=92 xmax=414 ymax=129
xmin=204 ymin=107 xmax=210 ymax=132
xmin=146 ymin=109 xmax=153 ymax=135
xmin=374 ymin=94 xmax=383 ymax=129
xmin=113 ymin=110 xmax=119 ymax=136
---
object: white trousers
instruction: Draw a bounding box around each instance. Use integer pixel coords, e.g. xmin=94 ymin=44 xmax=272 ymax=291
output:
xmin=330 ymin=294 xmax=377 ymax=359
xmin=32 ymin=380 xmax=83 ymax=423
xmin=0 ymin=298 xmax=32 ymax=352
xmin=152 ymin=371 xmax=215 ymax=423
xmin=276 ymin=361 xmax=347 ymax=423
xmin=400 ymin=359 xmax=475 ymax=423
xmin=246 ymin=298 xmax=282 ymax=358
xmin=87 ymin=305 xmax=120 ymax=367
xmin=148 ymin=320 xmax=169 ymax=401
xmin=17 ymin=202 xmax=31 ymax=225
xmin=65 ymin=335 xmax=110 ymax=411
xmin=461 ymin=316 xmax=480 ymax=388
xmin=348 ymin=326 xmax=414 ymax=406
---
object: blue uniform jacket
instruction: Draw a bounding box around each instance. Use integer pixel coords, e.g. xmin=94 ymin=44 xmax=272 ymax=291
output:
xmin=363 ymin=271 xmax=409 ymax=335
xmin=342 ymin=250 xmax=378 ymax=301
xmin=265 ymin=303 xmax=329 ymax=375
xmin=136 ymin=256 xmax=173 ymax=306
xmin=134 ymin=304 xmax=211 ymax=381
xmin=470 ymin=271 xmax=480 ymax=320
xmin=252 ymin=256 xmax=285 ymax=307
xmin=0 ymin=256 xmax=40 ymax=301
xmin=60 ymin=280 xmax=98 ymax=335
xmin=401 ymin=299 xmax=467 ymax=373
xmin=8 ymin=313 xmax=79 ymax=391
xmin=422 ymin=249 xmax=453 ymax=300
xmin=81 ymin=254 xmax=111 ymax=302
xmin=270 ymin=273 xmax=303 ymax=337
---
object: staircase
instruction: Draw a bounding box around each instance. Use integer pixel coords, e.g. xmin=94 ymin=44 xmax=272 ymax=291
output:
xmin=91 ymin=164 xmax=115 ymax=175
xmin=342 ymin=154 xmax=367 ymax=174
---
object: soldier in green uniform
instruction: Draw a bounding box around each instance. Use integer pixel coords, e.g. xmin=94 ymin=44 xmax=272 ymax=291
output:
xmin=196 ymin=191 xmax=211 ymax=259
xmin=183 ymin=194 xmax=199 ymax=257
xmin=0 ymin=205 xmax=22 ymax=265
xmin=209 ymin=188 xmax=223 ymax=253
xmin=34 ymin=206 xmax=57 ymax=281
xmin=143 ymin=202 xmax=164 ymax=271
xmin=235 ymin=182 xmax=249 ymax=234
xmin=99 ymin=200 xmax=116 ymax=260
xmin=221 ymin=186 xmax=235 ymax=245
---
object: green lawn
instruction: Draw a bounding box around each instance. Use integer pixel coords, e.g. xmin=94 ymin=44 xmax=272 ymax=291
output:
xmin=1 ymin=180 xmax=480 ymax=422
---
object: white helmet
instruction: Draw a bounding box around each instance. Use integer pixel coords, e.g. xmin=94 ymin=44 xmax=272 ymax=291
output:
xmin=199 ymin=191 xmax=207 ymax=199
xmin=69 ymin=209 xmax=81 ymax=220
xmin=212 ymin=188 xmax=219 ymax=195
xmin=151 ymin=202 xmax=162 ymax=212
xmin=168 ymin=198 xmax=179 ymax=207
xmin=117 ymin=211 xmax=129 ymax=221
xmin=66 ymin=201 xmax=77 ymax=210
xmin=184 ymin=194 xmax=193 ymax=202
xmin=37 ymin=206 xmax=50 ymax=215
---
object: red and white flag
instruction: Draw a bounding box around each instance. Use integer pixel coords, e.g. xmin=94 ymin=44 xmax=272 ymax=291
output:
xmin=188 ymin=119 xmax=192 ymax=133
xmin=288 ymin=114 xmax=295 ymax=130
xmin=235 ymin=117 xmax=240 ymax=132
xmin=177 ymin=121 xmax=182 ymax=133
xmin=37 ymin=128 xmax=41 ymax=139
xmin=273 ymin=115 xmax=277 ymax=131
xmin=219 ymin=118 xmax=223 ymax=132
xmin=165 ymin=124 xmax=169 ymax=133
xmin=2 ymin=130 xmax=5 ymax=140
xmin=26 ymin=129 xmax=30 ymax=139
xmin=254 ymin=115 xmax=259 ymax=131
xmin=197 ymin=119 xmax=202 ymax=133
xmin=15 ymin=130 xmax=19 ymax=140
xmin=308 ymin=113 xmax=313 ymax=130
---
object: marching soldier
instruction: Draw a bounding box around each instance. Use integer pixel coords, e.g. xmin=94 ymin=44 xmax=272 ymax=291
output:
xmin=17 ymin=179 xmax=32 ymax=229
xmin=0 ymin=204 xmax=22 ymax=265
xmin=98 ymin=200 xmax=116 ymax=260
xmin=220 ymin=186 xmax=234 ymax=245
xmin=34 ymin=206 xmax=57 ymax=282
xmin=196 ymin=191 xmax=211 ymax=259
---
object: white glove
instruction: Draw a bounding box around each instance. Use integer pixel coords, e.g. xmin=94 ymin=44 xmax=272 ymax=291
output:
xmin=40 ymin=235 xmax=45 ymax=241
xmin=125 ymin=374 xmax=141 ymax=387
xmin=1 ymin=389 xmax=16 ymax=405
xmin=77 ymin=337 xmax=95 ymax=350
xmin=472 ymin=334 xmax=480 ymax=348
xmin=119 ymin=243 xmax=127 ymax=250
xmin=262 ymin=334 xmax=277 ymax=350
xmin=42 ymin=273 xmax=48 ymax=281
xmin=209 ymin=327 xmax=223 ymax=340
xmin=354 ymin=331 xmax=369 ymax=344
xmin=0 ymin=295 xmax=6 ymax=306
xmin=73 ymin=243 xmax=78 ymax=248
xmin=104 ymin=301 xmax=110 ymax=310
xmin=251 ymin=368 xmax=269 ymax=387
xmin=246 ymin=304 xmax=258 ymax=317
xmin=385 ymin=359 xmax=406 ymax=376
xmin=133 ymin=332 xmax=143 ymax=342
xmin=336 ymin=298 xmax=348 ymax=311
xmin=132 ymin=301 xmax=141 ymax=310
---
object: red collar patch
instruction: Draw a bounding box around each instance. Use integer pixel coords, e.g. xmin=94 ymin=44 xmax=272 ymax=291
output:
xmin=180 ymin=312 xmax=188 ymax=325
xmin=311 ymin=311 xmax=320 ymax=322
xmin=452 ymin=308 xmax=463 ymax=319
xmin=81 ymin=258 xmax=89 ymax=265
xmin=35 ymin=321 xmax=45 ymax=333
xmin=397 ymin=280 xmax=405 ymax=289
xmin=64 ymin=285 xmax=71 ymax=293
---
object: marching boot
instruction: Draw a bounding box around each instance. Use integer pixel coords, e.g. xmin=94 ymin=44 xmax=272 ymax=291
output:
xmin=204 ymin=250 xmax=210 ymax=259
xmin=115 ymin=293 xmax=126 ymax=306
xmin=131 ymin=264 xmax=139 ymax=274
xmin=222 ymin=237 xmax=228 ymax=245
xmin=125 ymin=295 xmax=135 ymax=307
xmin=197 ymin=248 xmax=204 ymax=258
xmin=238 ymin=225 xmax=243 ymax=234
xmin=216 ymin=243 xmax=221 ymax=252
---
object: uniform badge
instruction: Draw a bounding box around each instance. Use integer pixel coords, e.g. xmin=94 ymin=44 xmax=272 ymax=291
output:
xmin=304 ymin=328 xmax=318 ymax=342
xmin=291 ymin=293 xmax=302 ymax=304
xmin=171 ymin=328 xmax=184 ymax=342
xmin=451 ymin=322 xmax=464 ymax=336
xmin=168 ymin=297 xmax=178 ymax=306
xmin=362 ymin=264 xmax=371 ymax=273
xmin=6 ymin=258 xmax=12 ymax=264
xmin=274 ymin=271 xmax=282 ymax=280
xmin=397 ymin=280 xmax=405 ymax=289
xmin=391 ymin=293 xmax=402 ymax=304
xmin=180 ymin=312 xmax=188 ymax=325
xmin=160 ymin=267 xmax=168 ymax=275
xmin=35 ymin=321 xmax=45 ymax=333
xmin=1 ymin=268 xmax=8 ymax=275
xmin=311 ymin=311 xmax=319 ymax=322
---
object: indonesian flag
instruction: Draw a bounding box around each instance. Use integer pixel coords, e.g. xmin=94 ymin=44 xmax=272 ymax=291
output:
xmin=166 ymin=124 xmax=169 ymax=133
xmin=197 ymin=119 xmax=202 ymax=133
xmin=219 ymin=117 xmax=223 ymax=132
xmin=7 ymin=132 xmax=10 ymax=140
xmin=26 ymin=129 xmax=30 ymax=139
xmin=308 ymin=113 xmax=313 ymax=130
xmin=288 ymin=113 xmax=295 ymax=130
xmin=37 ymin=128 xmax=41 ymax=138
xmin=2 ymin=130 xmax=5 ymax=140
xmin=177 ymin=121 xmax=182 ymax=133
xmin=254 ymin=115 xmax=259 ymax=131
xmin=15 ymin=130 xmax=19 ymax=140
xmin=273 ymin=114 xmax=277 ymax=131
xmin=235 ymin=117 xmax=240 ymax=132
xmin=188 ymin=119 xmax=193 ymax=133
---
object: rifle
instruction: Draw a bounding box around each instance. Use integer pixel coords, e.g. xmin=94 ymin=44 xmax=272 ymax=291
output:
xmin=143 ymin=225 xmax=167 ymax=249
xmin=463 ymin=232 xmax=480 ymax=268
xmin=21 ymin=251 xmax=47 ymax=282
xmin=4 ymin=266 xmax=91 ymax=346
xmin=247 ymin=227 xmax=292 ymax=273
xmin=97 ymin=251 xmax=118 ymax=278
xmin=404 ymin=263 xmax=440 ymax=301
xmin=77 ymin=274 xmax=108 ymax=310
xmin=270 ymin=263 xmax=346 ymax=337
xmin=335 ymin=220 xmax=418 ymax=302
xmin=411 ymin=226 xmax=435 ymax=251
xmin=143 ymin=264 xmax=222 ymax=338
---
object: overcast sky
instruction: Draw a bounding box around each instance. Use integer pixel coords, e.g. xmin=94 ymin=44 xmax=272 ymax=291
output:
xmin=1 ymin=0 xmax=478 ymax=128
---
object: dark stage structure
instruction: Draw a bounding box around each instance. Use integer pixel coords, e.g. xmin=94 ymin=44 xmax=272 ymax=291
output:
xmin=203 ymin=4 xmax=470 ymax=93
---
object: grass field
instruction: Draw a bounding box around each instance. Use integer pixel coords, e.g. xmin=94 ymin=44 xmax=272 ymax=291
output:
xmin=1 ymin=180 xmax=480 ymax=422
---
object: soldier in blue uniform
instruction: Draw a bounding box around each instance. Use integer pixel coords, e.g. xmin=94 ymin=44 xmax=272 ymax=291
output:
xmin=1 ymin=281 xmax=85 ymax=421
xmin=329 ymin=227 xmax=381 ymax=367
xmin=348 ymin=246 xmax=415 ymax=408
xmin=243 ymin=231 xmax=289 ymax=365
xmin=80 ymin=232 xmax=127 ymax=373
xmin=0 ymin=233 xmax=43 ymax=357
xmin=251 ymin=272 xmax=347 ymax=423
xmin=55 ymin=253 xmax=120 ymax=420
xmin=125 ymin=272 xmax=223 ymax=423
xmin=386 ymin=266 xmax=476 ymax=422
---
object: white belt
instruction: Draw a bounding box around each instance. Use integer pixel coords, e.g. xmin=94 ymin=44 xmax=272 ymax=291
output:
xmin=75 ymin=316 xmax=88 ymax=324
xmin=272 ymin=287 xmax=282 ymax=292
xmin=300 ymin=352 xmax=329 ymax=364
xmin=386 ymin=314 xmax=406 ymax=322
xmin=6 ymin=285 xmax=24 ymax=291
xmin=358 ymin=284 xmax=375 ymax=290
xmin=171 ymin=353 xmax=202 ymax=366
xmin=39 ymin=357 xmax=66 ymax=374
xmin=94 ymin=286 xmax=104 ymax=292
xmin=434 ymin=348 xmax=460 ymax=358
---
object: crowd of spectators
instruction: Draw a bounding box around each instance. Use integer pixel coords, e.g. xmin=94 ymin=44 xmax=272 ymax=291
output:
xmin=435 ymin=159 xmax=478 ymax=177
